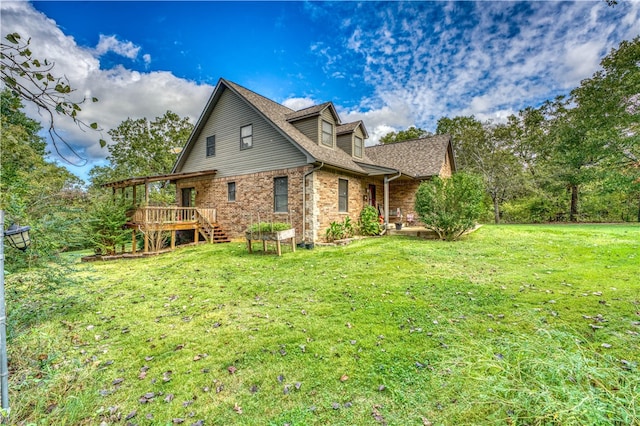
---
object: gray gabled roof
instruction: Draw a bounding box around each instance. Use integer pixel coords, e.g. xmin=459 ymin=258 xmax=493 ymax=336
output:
xmin=365 ymin=135 xmax=454 ymax=179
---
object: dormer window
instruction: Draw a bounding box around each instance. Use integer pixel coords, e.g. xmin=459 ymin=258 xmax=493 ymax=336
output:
xmin=354 ymin=136 xmax=363 ymax=158
xmin=321 ymin=120 xmax=333 ymax=147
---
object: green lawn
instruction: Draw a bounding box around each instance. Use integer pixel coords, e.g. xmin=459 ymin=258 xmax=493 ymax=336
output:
xmin=6 ymin=224 xmax=640 ymax=425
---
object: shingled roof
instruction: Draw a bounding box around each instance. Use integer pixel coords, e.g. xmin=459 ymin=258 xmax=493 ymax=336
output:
xmin=175 ymin=78 xmax=452 ymax=179
xmin=285 ymin=102 xmax=340 ymax=123
xmin=219 ymin=80 xmax=378 ymax=173
xmin=365 ymin=135 xmax=454 ymax=179
xmin=336 ymin=120 xmax=369 ymax=138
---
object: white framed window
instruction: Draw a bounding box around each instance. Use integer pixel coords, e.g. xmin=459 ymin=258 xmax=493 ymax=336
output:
xmin=240 ymin=124 xmax=253 ymax=150
xmin=321 ymin=120 xmax=333 ymax=147
xmin=354 ymin=136 xmax=363 ymax=158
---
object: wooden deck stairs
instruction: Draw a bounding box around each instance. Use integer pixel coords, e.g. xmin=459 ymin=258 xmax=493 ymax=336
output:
xmin=199 ymin=222 xmax=231 ymax=243
xmin=126 ymin=206 xmax=231 ymax=253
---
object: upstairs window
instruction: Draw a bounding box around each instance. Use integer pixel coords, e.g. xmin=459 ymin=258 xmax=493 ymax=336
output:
xmin=206 ymin=135 xmax=216 ymax=157
xmin=338 ymin=178 xmax=348 ymax=212
xmin=228 ymin=182 xmax=236 ymax=202
xmin=321 ymin=120 xmax=333 ymax=147
xmin=354 ymin=136 xmax=363 ymax=158
xmin=240 ymin=124 xmax=253 ymax=150
xmin=274 ymin=176 xmax=288 ymax=213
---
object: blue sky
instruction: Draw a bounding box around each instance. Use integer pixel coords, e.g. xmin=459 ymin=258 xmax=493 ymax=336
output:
xmin=1 ymin=1 xmax=639 ymax=181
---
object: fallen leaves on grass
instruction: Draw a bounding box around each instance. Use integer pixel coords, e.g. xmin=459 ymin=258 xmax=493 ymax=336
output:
xmin=372 ymin=405 xmax=386 ymax=424
xmin=233 ymin=402 xmax=243 ymax=414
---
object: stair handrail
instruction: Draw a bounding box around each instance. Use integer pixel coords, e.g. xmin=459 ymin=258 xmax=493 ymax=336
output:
xmin=195 ymin=208 xmax=216 ymax=243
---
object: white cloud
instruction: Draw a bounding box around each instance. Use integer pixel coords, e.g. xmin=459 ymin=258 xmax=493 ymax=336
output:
xmin=328 ymin=1 xmax=640 ymax=140
xmin=0 ymin=1 xmax=212 ymax=178
xmin=94 ymin=34 xmax=140 ymax=59
xmin=282 ymin=97 xmax=316 ymax=111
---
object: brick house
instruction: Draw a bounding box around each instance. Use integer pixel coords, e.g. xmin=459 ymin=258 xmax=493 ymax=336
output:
xmin=170 ymin=78 xmax=456 ymax=244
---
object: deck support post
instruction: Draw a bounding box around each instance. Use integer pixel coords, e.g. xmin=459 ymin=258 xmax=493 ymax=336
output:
xmin=132 ymin=229 xmax=137 ymax=254
xmin=171 ymin=230 xmax=176 ymax=250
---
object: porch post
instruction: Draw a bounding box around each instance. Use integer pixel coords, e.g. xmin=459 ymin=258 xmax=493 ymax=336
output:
xmin=144 ymin=180 xmax=150 ymax=205
xmin=384 ymin=177 xmax=389 ymax=227
xmin=384 ymin=172 xmax=402 ymax=228
xmin=131 ymin=229 xmax=137 ymax=254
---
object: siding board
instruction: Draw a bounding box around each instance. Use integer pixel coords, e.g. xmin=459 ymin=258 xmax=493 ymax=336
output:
xmin=179 ymin=89 xmax=307 ymax=177
xmin=291 ymin=116 xmax=319 ymax=145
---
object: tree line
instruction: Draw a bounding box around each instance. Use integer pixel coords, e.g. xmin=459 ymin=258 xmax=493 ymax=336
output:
xmin=384 ymin=37 xmax=639 ymax=224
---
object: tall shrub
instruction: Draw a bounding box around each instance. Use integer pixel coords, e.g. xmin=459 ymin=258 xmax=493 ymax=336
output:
xmin=85 ymin=195 xmax=130 ymax=255
xmin=414 ymin=172 xmax=484 ymax=241
xmin=358 ymin=205 xmax=382 ymax=236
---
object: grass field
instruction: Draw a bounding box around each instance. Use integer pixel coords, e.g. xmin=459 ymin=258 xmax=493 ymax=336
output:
xmin=5 ymin=224 xmax=640 ymax=425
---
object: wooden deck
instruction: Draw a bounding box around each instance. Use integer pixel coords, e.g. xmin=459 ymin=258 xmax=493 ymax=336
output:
xmin=126 ymin=206 xmax=230 ymax=253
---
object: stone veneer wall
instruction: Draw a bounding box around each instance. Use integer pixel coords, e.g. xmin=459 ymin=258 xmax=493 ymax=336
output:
xmin=440 ymin=150 xmax=453 ymax=177
xmin=176 ymin=165 xmax=310 ymax=241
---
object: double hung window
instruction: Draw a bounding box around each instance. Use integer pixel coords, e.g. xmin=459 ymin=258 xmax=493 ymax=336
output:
xmin=321 ymin=120 xmax=333 ymax=147
xmin=274 ymin=177 xmax=288 ymax=212
xmin=241 ymin=124 xmax=253 ymax=150
xmin=206 ymin=135 xmax=215 ymax=157
xmin=338 ymin=179 xmax=348 ymax=212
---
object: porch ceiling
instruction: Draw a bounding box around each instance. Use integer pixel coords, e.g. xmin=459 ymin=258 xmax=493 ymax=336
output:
xmin=102 ymin=169 xmax=218 ymax=189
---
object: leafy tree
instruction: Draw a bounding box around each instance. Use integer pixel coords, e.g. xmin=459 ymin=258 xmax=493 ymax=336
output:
xmin=543 ymin=37 xmax=639 ymax=222
xmin=436 ymin=115 xmax=529 ymax=223
xmin=481 ymin=123 xmax=530 ymax=223
xmin=1 ymin=90 xmax=87 ymax=268
xmin=414 ymin=173 xmax=484 ymax=241
xmin=90 ymin=111 xmax=193 ymax=187
xmin=436 ymin=116 xmax=489 ymax=171
xmin=1 ymin=32 xmax=104 ymax=161
xmin=379 ymin=126 xmax=431 ymax=144
xmin=502 ymin=107 xmax=550 ymax=177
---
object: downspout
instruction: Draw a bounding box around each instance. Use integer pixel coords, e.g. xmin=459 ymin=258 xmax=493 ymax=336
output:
xmin=303 ymin=162 xmax=324 ymax=244
xmin=384 ymin=171 xmax=402 ymax=228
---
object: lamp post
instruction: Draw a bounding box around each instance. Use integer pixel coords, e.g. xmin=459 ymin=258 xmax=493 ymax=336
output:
xmin=0 ymin=210 xmax=31 ymax=417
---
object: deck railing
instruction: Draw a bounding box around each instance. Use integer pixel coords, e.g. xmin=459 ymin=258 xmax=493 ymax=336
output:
xmin=129 ymin=206 xmax=217 ymax=225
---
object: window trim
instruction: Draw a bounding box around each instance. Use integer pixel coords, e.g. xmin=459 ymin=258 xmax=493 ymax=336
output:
xmin=321 ymin=120 xmax=333 ymax=147
xmin=274 ymin=176 xmax=288 ymax=213
xmin=227 ymin=181 xmax=236 ymax=202
xmin=338 ymin=178 xmax=348 ymax=212
xmin=240 ymin=124 xmax=253 ymax=150
xmin=354 ymin=135 xmax=363 ymax=158
xmin=206 ymin=135 xmax=216 ymax=157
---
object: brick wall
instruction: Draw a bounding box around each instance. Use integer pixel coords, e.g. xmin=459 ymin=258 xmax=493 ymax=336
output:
xmin=388 ymin=179 xmax=422 ymax=224
xmin=176 ymin=165 xmax=310 ymax=241
xmin=175 ymin=166 xmax=434 ymax=242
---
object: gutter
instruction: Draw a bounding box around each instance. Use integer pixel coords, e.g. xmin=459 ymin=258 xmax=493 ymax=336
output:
xmin=302 ymin=162 xmax=324 ymax=244
xmin=383 ymin=171 xmax=402 ymax=228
